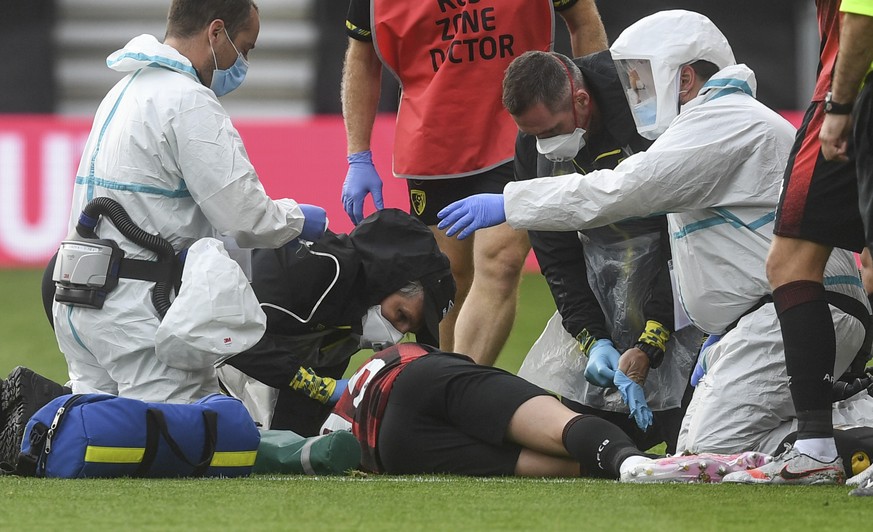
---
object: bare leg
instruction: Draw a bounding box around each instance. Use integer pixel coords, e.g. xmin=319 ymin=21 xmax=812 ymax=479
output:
xmin=766 ymin=235 xmax=830 ymax=288
xmin=506 ymin=395 xmax=643 ymax=478
xmin=515 ymin=449 xmax=580 ymax=477
xmin=765 ymin=235 xmax=838 ymax=460
xmin=860 ymin=247 xmax=873 ymax=295
xmin=429 ymin=227 xmax=474 ymax=352
xmin=448 ymin=222 xmax=530 ymax=365
xmin=505 ymin=395 xmax=580 ymax=456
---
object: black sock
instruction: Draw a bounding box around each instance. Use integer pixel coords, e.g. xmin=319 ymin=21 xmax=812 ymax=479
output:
xmin=562 ymin=415 xmax=643 ymax=479
xmin=773 ymin=280 xmax=835 ymax=439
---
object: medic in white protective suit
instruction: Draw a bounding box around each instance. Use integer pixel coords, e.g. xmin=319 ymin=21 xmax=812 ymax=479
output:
xmin=438 ymin=10 xmax=873 ymax=456
xmin=50 ymin=6 xmax=327 ymax=403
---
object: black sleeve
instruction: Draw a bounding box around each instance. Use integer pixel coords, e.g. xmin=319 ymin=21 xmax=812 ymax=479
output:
xmin=225 ymin=334 xmax=305 ymax=389
xmin=553 ymin=0 xmax=580 ymax=12
xmin=641 ymin=220 xmax=676 ymax=333
xmin=346 ymin=0 xmax=372 ymax=41
xmin=515 ymin=132 xmax=609 ymax=340
xmin=226 ymin=332 xmax=354 ymax=390
xmin=529 ymin=230 xmax=610 ymax=339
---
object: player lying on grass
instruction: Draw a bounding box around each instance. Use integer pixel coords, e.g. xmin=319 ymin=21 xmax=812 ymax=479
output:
xmin=315 ymin=342 xmax=769 ymax=481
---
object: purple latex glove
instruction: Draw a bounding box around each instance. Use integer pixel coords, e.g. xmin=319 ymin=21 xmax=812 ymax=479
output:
xmin=690 ymin=334 xmax=722 ymax=387
xmin=436 ymin=193 xmax=506 ymax=239
xmin=298 ymin=204 xmax=327 ymax=242
xmin=342 ymin=150 xmax=384 ymax=225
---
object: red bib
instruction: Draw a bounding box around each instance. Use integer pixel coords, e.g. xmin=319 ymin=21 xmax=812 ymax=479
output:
xmin=373 ymin=0 xmax=554 ymax=178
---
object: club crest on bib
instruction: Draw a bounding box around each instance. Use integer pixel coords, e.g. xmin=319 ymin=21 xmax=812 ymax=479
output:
xmin=411 ymin=190 xmax=426 ymax=216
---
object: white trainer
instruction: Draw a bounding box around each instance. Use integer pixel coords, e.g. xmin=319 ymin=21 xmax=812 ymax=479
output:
xmin=721 ymin=447 xmax=845 ymax=485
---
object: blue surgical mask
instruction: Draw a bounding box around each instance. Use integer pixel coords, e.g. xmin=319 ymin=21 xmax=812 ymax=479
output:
xmin=210 ymin=28 xmax=249 ymax=97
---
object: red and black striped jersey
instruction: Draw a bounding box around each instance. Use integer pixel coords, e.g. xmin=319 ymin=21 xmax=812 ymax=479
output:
xmin=321 ymin=343 xmax=433 ymax=472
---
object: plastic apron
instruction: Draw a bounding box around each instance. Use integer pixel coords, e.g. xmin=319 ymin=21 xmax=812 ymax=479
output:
xmin=518 ymin=157 xmax=698 ymax=412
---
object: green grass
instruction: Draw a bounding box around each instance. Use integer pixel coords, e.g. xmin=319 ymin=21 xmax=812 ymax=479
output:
xmin=1 ymin=269 xmax=870 ymax=530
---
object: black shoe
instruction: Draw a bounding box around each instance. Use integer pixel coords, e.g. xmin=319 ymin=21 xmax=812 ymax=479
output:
xmin=0 ymin=366 xmax=68 ymax=468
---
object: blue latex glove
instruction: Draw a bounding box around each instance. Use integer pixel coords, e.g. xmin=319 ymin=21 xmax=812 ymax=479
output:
xmin=583 ymin=338 xmax=621 ymax=387
xmin=690 ymin=334 xmax=721 ymax=387
xmin=614 ymin=369 xmax=653 ymax=431
xmin=436 ymin=193 xmax=506 ymax=239
xmin=328 ymin=379 xmax=348 ymax=406
xmin=342 ymin=150 xmax=384 ymax=225
xmin=298 ymin=204 xmax=328 ymax=242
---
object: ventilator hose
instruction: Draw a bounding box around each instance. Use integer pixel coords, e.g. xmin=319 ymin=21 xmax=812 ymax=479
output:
xmin=76 ymin=197 xmax=176 ymax=318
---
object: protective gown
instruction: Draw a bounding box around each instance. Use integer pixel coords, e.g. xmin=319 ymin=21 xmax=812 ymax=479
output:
xmin=504 ymin=65 xmax=872 ymax=454
xmin=52 ymin=35 xmax=306 ymax=403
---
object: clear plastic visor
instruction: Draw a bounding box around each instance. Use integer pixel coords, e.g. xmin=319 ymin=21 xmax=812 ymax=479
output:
xmin=614 ymin=58 xmax=658 ymax=131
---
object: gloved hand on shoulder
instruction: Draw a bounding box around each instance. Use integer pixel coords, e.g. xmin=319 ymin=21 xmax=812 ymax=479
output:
xmin=437 ymin=193 xmax=506 ymax=240
xmin=290 ymin=367 xmax=345 ymax=406
xmin=583 ymin=338 xmax=621 ymax=388
xmin=342 ymin=150 xmax=384 ymax=225
xmin=614 ymin=369 xmax=653 ymax=431
xmin=298 ymin=204 xmax=328 ymax=242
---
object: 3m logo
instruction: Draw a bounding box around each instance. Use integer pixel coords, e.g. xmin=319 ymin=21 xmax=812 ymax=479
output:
xmin=223 ymin=337 xmax=232 ymax=345
xmin=411 ymin=190 xmax=426 ymax=216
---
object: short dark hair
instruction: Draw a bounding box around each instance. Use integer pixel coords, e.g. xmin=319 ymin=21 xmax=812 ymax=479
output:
xmin=689 ymin=60 xmax=720 ymax=83
xmin=166 ymin=0 xmax=258 ymax=39
xmin=502 ymin=51 xmax=585 ymax=116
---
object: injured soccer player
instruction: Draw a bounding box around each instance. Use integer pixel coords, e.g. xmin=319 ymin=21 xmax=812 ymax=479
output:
xmin=319 ymin=343 xmax=770 ymax=482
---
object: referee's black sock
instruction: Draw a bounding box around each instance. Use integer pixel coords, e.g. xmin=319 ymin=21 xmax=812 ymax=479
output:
xmin=562 ymin=414 xmax=643 ymax=479
xmin=773 ymin=280 xmax=835 ymax=439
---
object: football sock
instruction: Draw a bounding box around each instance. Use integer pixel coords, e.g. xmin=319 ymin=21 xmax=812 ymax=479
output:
xmin=562 ymin=414 xmax=643 ymax=479
xmin=773 ymin=280 xmax=835 ymax=439
xmin=793 ymin=437 xmax=839 ymax=463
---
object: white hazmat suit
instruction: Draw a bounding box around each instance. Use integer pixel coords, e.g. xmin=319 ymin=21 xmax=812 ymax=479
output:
xmin=52 ymin=35 xmax=306 ymax=403
xmin=503 ymin=12 xmax=871 ymax=454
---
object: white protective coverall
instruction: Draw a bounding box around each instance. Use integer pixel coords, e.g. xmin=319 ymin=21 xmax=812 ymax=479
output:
xmin=52 ymin=35 xmax=306 ymax=403
xmin=503 ymin=62 xmax=872 ymax=454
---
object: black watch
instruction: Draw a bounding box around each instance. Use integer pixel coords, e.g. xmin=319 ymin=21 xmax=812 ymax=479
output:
xmin=575 ymin=329 xmax=596 ymax=354
xmin=824 ymin=92 xmax=853 ymax=115
xmin=633 ymin=341 xmax=665 ymax=369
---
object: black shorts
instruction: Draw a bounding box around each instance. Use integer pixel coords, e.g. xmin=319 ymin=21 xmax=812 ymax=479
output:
xmin=773 ymin=100 xmax=865 ymax=252
xmin=376 ymin=353 xmax=550 ymax=476
xmin=855 ymin=72 xmax=873 ymax=252
xmin=407 ymin=162 xmax=515 ymax=226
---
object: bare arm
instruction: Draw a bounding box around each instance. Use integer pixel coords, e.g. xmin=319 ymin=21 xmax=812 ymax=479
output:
xmin=341 ymin=38 xmax=383 ymax=154
xmin=557 ymin=0 xmax=608 ymax=57
xmin=820 ymin=12 xmax=873 ymax=161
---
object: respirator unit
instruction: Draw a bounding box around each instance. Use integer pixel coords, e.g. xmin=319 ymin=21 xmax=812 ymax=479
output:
xmin=52 ymin=197 xmax=179 ymax=317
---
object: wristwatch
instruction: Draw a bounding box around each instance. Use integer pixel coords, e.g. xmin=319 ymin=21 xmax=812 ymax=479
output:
xmin=824 ymin=92 xmax=853 ymax=115
xmin=633 ymin=341 xmax=665 ymax=369
xmin=575 ymin=328 xmax=596 ymax=355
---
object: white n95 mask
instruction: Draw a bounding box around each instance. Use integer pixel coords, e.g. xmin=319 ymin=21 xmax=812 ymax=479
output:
xmin=536 ymin=128 xmax=586 ymax=162
xmin=360 ymin=305 xmax=405 ymax=351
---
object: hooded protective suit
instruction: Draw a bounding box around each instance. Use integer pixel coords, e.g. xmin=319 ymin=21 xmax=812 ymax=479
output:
xmin=52 ymin=35 xmax=307 ymax=403
xmin=514 ymin=51 xmax=698 ymax=452
xmin=502 ymin=11 xmax=871 ymax=454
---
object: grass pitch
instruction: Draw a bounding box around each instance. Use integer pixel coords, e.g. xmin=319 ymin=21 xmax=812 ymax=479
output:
xmin=1 ymin=268 xmax=870 ymax=530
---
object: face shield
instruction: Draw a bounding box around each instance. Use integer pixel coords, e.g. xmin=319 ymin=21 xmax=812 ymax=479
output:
xmin=613 ymin=57 xmax=678 ymax=140
xmin=610 ymin=10 xmax=736 ymax=140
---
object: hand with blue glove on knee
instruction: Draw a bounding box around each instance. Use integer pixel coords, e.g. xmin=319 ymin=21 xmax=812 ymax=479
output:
xmin=583 ymin=338 xmax=621 ymax=388
xmin=297 ymin=204 xmax=328 ymax=242
xmin=342 ymin=150 xmax=384 ymax=225
xmin=436 ymin=193 xmax=506 ymax=240
xmin=690 ymin=334 xmax=721 ymax=387
xmin=614 ymin=369 xmax=653 ymax=431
